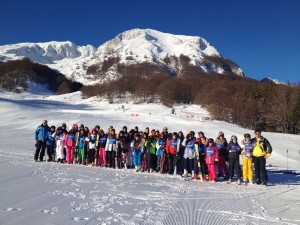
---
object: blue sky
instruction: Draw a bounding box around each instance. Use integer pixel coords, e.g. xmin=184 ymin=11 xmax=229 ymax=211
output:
xmin=0 ymin=0 xmax=299 ymax=83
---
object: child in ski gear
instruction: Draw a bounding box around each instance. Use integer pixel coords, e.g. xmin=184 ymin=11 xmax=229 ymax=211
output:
xmin=46 ymin=125 xmax=56 ymax=162
xmin=34 ymin=120 xmax=50 ymax=162
xmin=156 ymin=134 xmax=167 ymax=173
xmin=85 ymin=129 xmax=97 ymax=166
xmin=126 ymin=131 xmax=134 ymax=169
xmin=252 ymin=129 xmax=272 ymax=185
xmin=182 ymin=132 xmax=196 ymax=177
xmin=176 ymin=131 xmax=185 ymax=175
xmin=61 ymin=123 xmax=67 ymax=161
xmin=166 ymin=132 xmax=180 ymax=175
xmin=53 ymin=126 xmax=65 ymax=163
xmin=98 ymin=129 xmax=107 ymax=167
xmin=215 ymin=131 xmax=229 ymax=179
xmin=105 ymin=129 xmax=117 ymax=168
xmin=116 ymin=131 xmax=125 ymax=169
xmin=141 ymin=133 xmax=148 ymax=172
xmin=241 ymin=133 xmax=254 ymax=184
xmin=76 ymin=129 xmax=86 ymax=164
xmin=64 ymin=128 xmax=77 ymax=164
xmin=144 ymin=135 xmax=157 ymax=172
xmin=131 ymin=134 xmax=143 ymax=171
xmin=227 ymin=135 xmax=242 ymax=184
xmin=205 ymin=138 xmax=219 ymax=182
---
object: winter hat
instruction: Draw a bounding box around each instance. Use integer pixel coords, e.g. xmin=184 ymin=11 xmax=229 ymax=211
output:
xmin=198 ymin=131 xmax=204 ymax=136
xmin=208 ymin=138 xmax=214 ymax=143
xmin=218 ymin=131 xmax=224 ymax=137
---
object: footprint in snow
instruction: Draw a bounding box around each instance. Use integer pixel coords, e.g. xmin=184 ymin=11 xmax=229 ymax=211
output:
xmin=3 ymin=208 xmax=22 ymax=211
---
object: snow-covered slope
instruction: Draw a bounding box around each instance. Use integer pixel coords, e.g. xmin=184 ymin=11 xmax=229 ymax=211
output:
xmin=0 ymin=90 xmax=299 ymax=225
xmin=0 ymin=29 xmax=244 ymax=85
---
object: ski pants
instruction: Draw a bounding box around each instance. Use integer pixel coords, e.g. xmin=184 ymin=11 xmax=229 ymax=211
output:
xmin=176 ymin=156 xmax=184 ymax=175
xmin=253 ymin=156 xmax=268 ymax=183
xmin=141 ymin=153 xmax=147 ymax=170
xmin=87 ymin=148 xmax=95 ymax=165
xmin=242 ymin=157 xmax=253 ymax=181
xmin=168 ymin=153 xmax=176 ymax=174
xmin=34 ymin=140 xmax=46 ymax=161
xmin=149 ymin=154 xmax=156 ymax=171
xmin=126 ymin=148 xmax=133 ymax=168
xmin=46 ymin=144 xmax=55 ymax=161
xmin=184 ymin=157 xmax=194 ymax=174
xmin=106 ymin=151 xmax=116 ymax=168
xmin=218 ymin=156 xmax=229 ymax=176
xmin=98 ymin=147 xmax=107 ymax=166
xmin=133 ymin=150 xmax=141 ymax=167
xmin=229 ymin=158 xmax=241 ymax=179
xmin=77 ymin=148 xmax=84 ymax=160
xmin=56 ymin=144 xmax=64 ymax=160
xmin=194 ymin=156 xmax=208 ymax=175
xmin=207 ymin=164 xmax=217 ymax=180
xmin=66 ymin=146 xmax=75 ymax=164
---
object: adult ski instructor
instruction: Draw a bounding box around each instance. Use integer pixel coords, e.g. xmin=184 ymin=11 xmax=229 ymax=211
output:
xmin=252 ymin=129 xmax=272 ymax=185
xmin=34 ymin=119 xmax=50 ymax=162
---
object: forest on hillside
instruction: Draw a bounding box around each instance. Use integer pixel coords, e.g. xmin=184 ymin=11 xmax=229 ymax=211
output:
xmin=81 ymin=62 xmax=300 ymax=134
xmin=0 ymin=59 xmax=82 ymax=94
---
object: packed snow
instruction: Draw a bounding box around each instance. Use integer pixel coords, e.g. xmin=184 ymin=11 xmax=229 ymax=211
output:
xmin=0 ymin=88 xmax=300 ymax=225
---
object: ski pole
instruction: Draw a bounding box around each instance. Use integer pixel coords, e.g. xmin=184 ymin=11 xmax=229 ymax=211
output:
xmin=287 ymin=149 xmax=289 ymax=172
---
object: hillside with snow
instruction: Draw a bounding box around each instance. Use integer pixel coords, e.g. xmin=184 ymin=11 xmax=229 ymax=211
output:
xmin=0 ymin=29 xmax=244 ymax=85
xmin=0 ymin=88 xmax=300 ymax=225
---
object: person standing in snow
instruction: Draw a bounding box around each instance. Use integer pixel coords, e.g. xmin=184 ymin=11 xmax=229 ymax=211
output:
xmin=215 ymin=131 xmax=229 ymax=179
xmin=85 ymin=128 xmax=97 ymax=166
xmin=34 ymin=120 xmax=50 ymax=162
xmin=64 ymin=128 xmax=77 ymax=164
xmin=97 ymin=129 xmax=107 ymax=167
xmin=205 ymin=138 xmax=219 ymax=182
xmin=53 ymin=126 xmax=65 ymax=163
xmin=45 ymin=125 xmax=56 ymax=162
xmin=166 ymin=132 xmax=180 ymax=175
xmin=76 ymin=129 xmax=86 ymax=164
xmin=131 ymin=133 xmax=143 ymax=172
xmin=241 ymin=133 xmax=254 ymax=184
xmin=105 ymin=128 xmax=117 ymax=168
xmin=252 ymin=129 xmax=272 ymax=185
xmin=182 ymin=132 xmax=196 ymax=177
xmin=144 ymin=134 xmax=157 ymax=172
xmin=227 ymin=135 xmax=242 ymax=184
xmin=156 ymin=133 xmax=167 ymax=173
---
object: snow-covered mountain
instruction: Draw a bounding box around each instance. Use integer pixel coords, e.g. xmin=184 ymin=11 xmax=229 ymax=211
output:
xmin=0 ymin=29 xmax=244 ymax=85
xmin=261 ymin=77 xmax=287 ymax=85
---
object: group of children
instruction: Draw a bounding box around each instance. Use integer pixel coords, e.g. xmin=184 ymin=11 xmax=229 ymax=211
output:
xmin=34 ymin=121 xmax=273 ymax=185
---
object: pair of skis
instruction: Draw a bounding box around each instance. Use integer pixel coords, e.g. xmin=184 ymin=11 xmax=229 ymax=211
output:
xmin=195 ymin=144 xmax=203 ymax=182
xmin=93 ymin=133 xmax=100 ymax=167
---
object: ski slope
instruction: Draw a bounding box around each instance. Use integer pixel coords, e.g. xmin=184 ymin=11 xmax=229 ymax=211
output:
xmin=0 ymin=89 xmax=300 ymax=225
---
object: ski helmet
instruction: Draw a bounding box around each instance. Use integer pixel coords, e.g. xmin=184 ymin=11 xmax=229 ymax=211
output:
xmin=50 ymin=125 xmax=56 ymax=130
xmin=208 ymin=138 xmax=214 ymax=144
xmin=218 ymin=131 xmax=224 ymax=137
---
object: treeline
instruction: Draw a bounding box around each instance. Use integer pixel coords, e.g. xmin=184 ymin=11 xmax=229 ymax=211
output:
xmin=0 ymin=58 xmax=82 ymax=94
xmin=81 ymin=71 xmax=300 ymax=134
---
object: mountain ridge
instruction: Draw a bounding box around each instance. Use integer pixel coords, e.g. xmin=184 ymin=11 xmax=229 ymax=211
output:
xmin=0 ymin=28 xmax=244 ymax=85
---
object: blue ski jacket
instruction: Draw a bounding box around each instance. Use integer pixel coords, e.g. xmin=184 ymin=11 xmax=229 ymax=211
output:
xmin=35 ymin=124 xmax=50 ymax=141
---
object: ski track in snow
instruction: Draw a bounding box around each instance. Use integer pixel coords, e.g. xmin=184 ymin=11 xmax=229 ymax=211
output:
xmin=1 ymin=91 xmax=300 ymax=224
